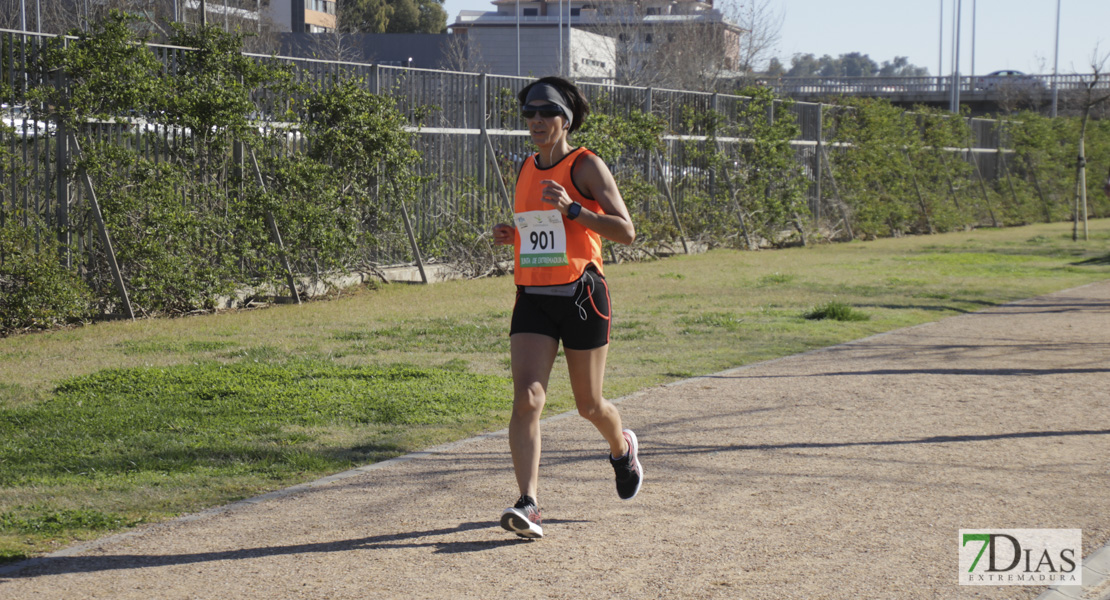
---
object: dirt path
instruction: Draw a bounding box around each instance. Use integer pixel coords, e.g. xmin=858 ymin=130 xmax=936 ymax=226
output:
xmin=2 ymin=282 xmax=1109 ymax=600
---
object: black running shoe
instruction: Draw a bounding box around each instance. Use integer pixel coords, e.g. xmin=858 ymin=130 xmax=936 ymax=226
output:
xmin=500 ymin=495 xmax=543 ymax=539
xmin=610 ymin=429 xmax=643 ymax=500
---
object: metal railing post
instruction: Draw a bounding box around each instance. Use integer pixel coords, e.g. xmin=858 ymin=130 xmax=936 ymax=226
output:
xmin=479 ymin=73 xmax=487 ymax=189
xmin=814 ymin=105 xmax=823 ymax=221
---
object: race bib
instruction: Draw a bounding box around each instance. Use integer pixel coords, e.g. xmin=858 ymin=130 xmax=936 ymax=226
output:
xmin=515 ymin=210 xmax=568 ymax=267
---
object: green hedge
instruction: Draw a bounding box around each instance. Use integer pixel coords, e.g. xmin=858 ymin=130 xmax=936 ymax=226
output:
xmin=4 ymin=11 xmax=1108 ymax=332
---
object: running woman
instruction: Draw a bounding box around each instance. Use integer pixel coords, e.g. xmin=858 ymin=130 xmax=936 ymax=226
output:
xmin=492 ymin=76 xmax=643 ymax=539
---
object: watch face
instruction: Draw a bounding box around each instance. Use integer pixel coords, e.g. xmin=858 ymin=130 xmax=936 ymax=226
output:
xmin=568 ymin=202 xmax=581 ymax=219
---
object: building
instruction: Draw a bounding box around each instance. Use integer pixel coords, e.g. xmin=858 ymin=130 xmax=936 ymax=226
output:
xmin=450 ymin=0 xmax=743 ymax=83
xmin=464 ymin=26 xmax=615 ymax=80
xmin=266 ymin=0 xmax=336 ymax=33
xmin=179 ymin=0 xmax=264 ymax=29
xmin=279 ymin=33 xmax=459 ymax=68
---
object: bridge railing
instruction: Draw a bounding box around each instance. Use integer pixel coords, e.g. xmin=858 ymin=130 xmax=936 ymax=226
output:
xmin=767 ymin=73 xmax=1109 ymax=97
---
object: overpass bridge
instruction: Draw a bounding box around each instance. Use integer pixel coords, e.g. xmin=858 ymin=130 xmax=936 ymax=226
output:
xmin=764 ymin=73 xmax=1107 ymax=114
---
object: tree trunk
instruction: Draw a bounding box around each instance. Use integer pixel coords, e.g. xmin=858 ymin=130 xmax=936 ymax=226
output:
xmin=1073 ymin=108 xmax=1091 ymax=242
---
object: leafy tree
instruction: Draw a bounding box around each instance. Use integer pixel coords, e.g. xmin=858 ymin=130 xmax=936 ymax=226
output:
xmin=725 ymin=88 xmax=811 ymax=245
xmin=880 ymin=56 xmax=929 ymax=77
xmin=787 ymin=53 xmax=821 ymax=77
xmin=826 ymin=99 xmax=924 ymax=237
xmin=817 ymin=55 xmax=838 ymax=77
xmin=32 ymin=11 xmax=164 ymax=126
xmin=340 ymin=0 xmax=446 ymax=34
xmin=787 ymin=52 xmax=927 ymax=78
xmin=839 ymin=52 xmax=877 ymax=77
xmin=765 ymin=57 xmax=786 ymax=77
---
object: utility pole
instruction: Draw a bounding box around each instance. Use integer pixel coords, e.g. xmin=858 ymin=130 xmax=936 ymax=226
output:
xmin=516 ymin=0 xmax=521 ymax=76
xmin=970 ymin=0 xmax=976 ymax=79
xmin=559 ymin=0 xmax=564 ymax=76
xmin=1051 ymin=0 xmax=1062 ymax=117
xmin=950 ymin=0 xmax=962 ymax=113
xmin=938 ymin=0 xmax=943 ymax=90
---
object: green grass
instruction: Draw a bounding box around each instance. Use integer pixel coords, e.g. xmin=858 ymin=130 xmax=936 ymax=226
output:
xmin=0 ymin=220 xmax=1108 ymax=561
xmin=803 ymin=301 xmax=871 ymax=322
xmin=1 ymin=361 xmax=509 ymax=487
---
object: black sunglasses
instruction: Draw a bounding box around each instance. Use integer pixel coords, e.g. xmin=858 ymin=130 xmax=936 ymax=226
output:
xmin=521 ymin=104 xmax=565 ymax=119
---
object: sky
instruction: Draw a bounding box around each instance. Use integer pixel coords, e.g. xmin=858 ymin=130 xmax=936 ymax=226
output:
xmin=441 ymin=0 xmax=1110 ymax=77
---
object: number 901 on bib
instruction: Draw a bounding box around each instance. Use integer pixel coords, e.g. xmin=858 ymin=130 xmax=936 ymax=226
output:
xmin=515 ymin=210 xmax=569 ymax=267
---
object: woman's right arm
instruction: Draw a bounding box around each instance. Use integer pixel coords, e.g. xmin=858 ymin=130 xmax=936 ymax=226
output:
xmin=492 ymin=223 xmax=516 ymax=246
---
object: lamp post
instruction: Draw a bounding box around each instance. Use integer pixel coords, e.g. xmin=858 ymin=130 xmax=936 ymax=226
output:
xmin=970 ymin=0 xmax=976 ymax=79
xmin=1051 ymin=0 xmax=1061 ymax=117
xmin=516 ymin=0 xmax=521 ymax=76
xmin=950 ymin=0 xmax=962 ymax=113
xmin=938 ymin=0 xmax=944 ymax=90
xmin=558 ymin=0 xmax=566 ymax=76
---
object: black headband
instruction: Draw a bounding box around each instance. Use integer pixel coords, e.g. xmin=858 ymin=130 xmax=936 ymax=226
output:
xmin=524 ymin=83 xmax=573 ymax=129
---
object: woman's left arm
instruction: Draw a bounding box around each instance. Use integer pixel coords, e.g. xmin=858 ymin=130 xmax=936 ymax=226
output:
xmin=564 ymin=153 xmax=636 ymax=245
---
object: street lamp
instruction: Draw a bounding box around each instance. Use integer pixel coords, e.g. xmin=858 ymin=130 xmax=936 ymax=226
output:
xmin=938 ymin=0 xmax=944 ymax=90
xmin=971 ymin=0 xmax=976 ymax=79
xmin=950 ymin=0 xmax=962 ymax=113
xmin=1051 ymin=0 xmax=1061 ymax=117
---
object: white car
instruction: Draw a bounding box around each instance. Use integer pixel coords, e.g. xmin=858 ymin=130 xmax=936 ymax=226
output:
xmin=974 ymin=70 xmax=1044 ymax=91
xmin=1 ymin=104 xmax=56 ymax=139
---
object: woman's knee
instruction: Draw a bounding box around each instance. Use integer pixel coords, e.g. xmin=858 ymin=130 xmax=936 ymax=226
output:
xmin=513 ymin=381 xmax=546 ymax=418
xmin=576 ymin=397 xmax=608 ymax=422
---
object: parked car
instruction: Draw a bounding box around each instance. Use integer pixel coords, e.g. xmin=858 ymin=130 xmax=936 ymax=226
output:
xmin=974 ymin=70 xmax=1044 ymax=91
xmin=1 ymin=104 xmax=56 ymax=139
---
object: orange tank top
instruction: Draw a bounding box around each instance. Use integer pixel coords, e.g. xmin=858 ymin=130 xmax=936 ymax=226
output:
xmin=513 ymin=147 xmax=605 ymax=286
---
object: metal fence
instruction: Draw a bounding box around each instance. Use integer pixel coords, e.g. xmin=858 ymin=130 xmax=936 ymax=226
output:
xmin=1 ymin=28 xmax=1011 ymax=276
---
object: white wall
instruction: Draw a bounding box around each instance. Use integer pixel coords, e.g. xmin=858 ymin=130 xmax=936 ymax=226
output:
xmin=467 ymin=27 xmax=614 ymax=80
xmin=569 ymin=28 xmax=615 ymax=79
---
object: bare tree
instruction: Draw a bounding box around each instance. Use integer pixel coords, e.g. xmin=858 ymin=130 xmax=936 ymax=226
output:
xmin=0 ymin=0 xmax=85 ymax=34
xmin=723 ymin=0 xmax=781 ymax=74
xmin=439 ymin=32 xmax=487 ymax=73
xmin=1071 ymin=47 xmax=1110 ymax=241
xmin=304 ymin=30 xmax=365 ymax=63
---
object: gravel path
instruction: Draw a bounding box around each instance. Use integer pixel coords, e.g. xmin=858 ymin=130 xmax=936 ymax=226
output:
xmin=2 ymin=281 xmax=1109 ymax=600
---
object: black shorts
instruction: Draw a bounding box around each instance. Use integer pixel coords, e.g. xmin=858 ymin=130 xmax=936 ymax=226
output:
xmin=510 ymin=268 xmax=612 ymax=350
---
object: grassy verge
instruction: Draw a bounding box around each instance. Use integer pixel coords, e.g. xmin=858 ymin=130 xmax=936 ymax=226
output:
xmin=1 ymin=220 xmax=1109 ymax=561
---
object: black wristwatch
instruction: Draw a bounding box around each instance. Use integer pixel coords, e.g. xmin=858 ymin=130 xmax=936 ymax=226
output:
xmin=566 ymin=202 xmax=582 ymax=220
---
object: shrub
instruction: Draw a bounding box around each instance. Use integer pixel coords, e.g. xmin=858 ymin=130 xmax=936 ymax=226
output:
xmin=0 ymin=216 xmax=93 ymax=333
xmin=803 ymin=301 xmax=870 ymax=322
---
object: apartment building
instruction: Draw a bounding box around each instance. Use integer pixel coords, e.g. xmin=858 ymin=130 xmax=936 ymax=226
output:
xmin=266 ymin=0 xmax=336 ymax=33
xmin=451 ymin=0 xmax=742 ymax=81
